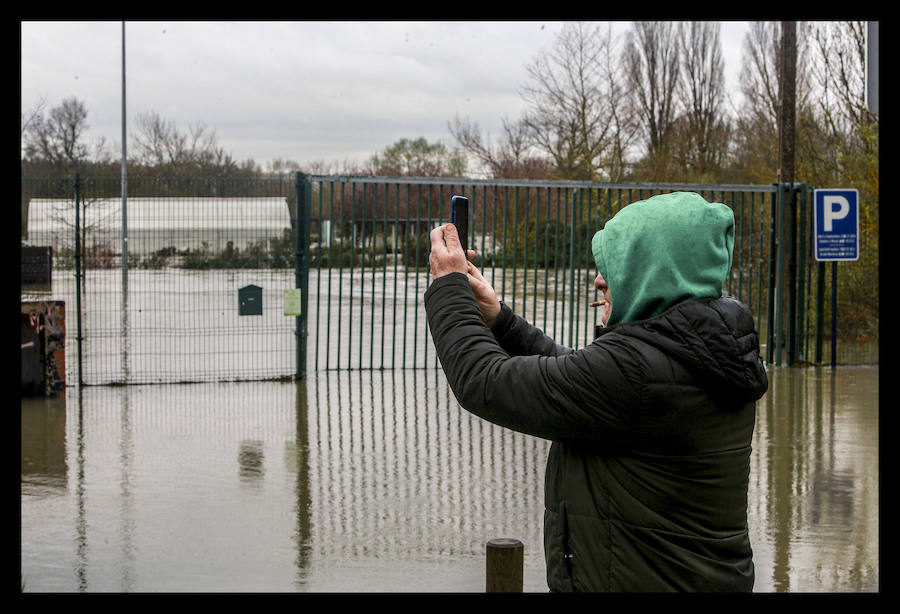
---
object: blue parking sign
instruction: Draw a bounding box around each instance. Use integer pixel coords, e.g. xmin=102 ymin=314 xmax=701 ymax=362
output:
xmin=814 ymin=189 xmax=859 ymax=261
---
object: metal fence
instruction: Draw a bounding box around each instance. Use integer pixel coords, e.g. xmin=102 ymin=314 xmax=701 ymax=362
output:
xmin=301 ymin=176 xmax=776 ymax=370
xmin=20 ymin=173 xmax=875 ymax=386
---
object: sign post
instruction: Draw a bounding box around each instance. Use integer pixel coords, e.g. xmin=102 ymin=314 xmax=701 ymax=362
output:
xmin=813 ymin=189 xmax=859 ymax=367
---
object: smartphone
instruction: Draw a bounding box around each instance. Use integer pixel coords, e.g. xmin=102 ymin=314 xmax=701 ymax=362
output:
xmin=450 ymin=195 xmax=469 ymax=253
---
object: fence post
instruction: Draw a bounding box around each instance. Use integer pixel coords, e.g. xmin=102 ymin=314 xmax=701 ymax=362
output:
xmin=774 ymin=183 xmax=787 ymax=365
xmin=485 ymin=538 xmax=524 ymax=592
xmin=831 ymin=261 xmax=838 ymax=368
xmin=815 ymin=261 xmax=825 ymax=363
xmin=766 ymin=186 xmax=778 ymax=364
xmin=73 ymin=173 xmax=84 ymax=386
xmin=786 ymin=183 xmax=798 ymax=365
xmin=795 ymin=185 xmax=808 ymax=361
xmin=567 ymin=190 xmax=577 ymax=349
xmin=295 ymin=172 xmax=311 ymax=379
xmin=767 ymin=182 xmax=816 ymax=366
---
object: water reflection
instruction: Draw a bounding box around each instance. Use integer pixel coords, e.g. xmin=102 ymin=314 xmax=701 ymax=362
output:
xmin=748 ymin=366 xmax=879 ymax=592
xmin=20 ymin=370 xmax=547 ymax=592
xmin=117 ymin=385 xmax=136 ymax=592
xmin=20 ymin=395 xmax=67 ymax=492
xmin=307 ymin=370 xmax=546 ymax=567
xmin=238 ymin=440 xmax=265 ymax=482
xmin=20 ymin=366 xmax=878 ymax=592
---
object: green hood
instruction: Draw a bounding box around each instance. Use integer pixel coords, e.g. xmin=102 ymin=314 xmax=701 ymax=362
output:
xmin=590 ymin=191 xmax=734 ymax=327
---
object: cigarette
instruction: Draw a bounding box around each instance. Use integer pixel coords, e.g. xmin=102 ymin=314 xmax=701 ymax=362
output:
xmin=590 ymin=300 xmax=607 ymax=308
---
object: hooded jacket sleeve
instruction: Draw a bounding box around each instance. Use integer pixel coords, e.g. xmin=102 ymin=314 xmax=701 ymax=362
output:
xmin=424 ymin=272 xmax=640 ymax=444
xmin=489 ymin=300 xmax=574 ymax=358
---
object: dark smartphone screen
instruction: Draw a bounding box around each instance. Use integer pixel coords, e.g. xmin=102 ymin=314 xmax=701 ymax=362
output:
xmin=450 ymin=195 xmax=469 ymax=253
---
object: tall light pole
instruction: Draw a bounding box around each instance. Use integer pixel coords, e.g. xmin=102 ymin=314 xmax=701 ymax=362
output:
xmin=121 ymin=21 xmax=131 ymax=382
xmin=122 ymin=21 xmax=128 ymax=277
xmin=867 ymin=21 xmax=879 ymax=115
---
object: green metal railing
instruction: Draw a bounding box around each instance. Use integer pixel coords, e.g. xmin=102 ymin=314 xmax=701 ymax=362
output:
xmin=22 ymin=172 xmax=871 ymax=386
xmin=296 ymin=175 xmax=786 ymax=376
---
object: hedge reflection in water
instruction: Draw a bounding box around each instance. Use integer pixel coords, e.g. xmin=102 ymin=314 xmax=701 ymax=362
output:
xmin=20 ymin=366 xmax=877 ymax=592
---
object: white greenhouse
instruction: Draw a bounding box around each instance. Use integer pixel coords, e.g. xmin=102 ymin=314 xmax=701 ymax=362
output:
xmin=25 ymin=197 xmax=292 ymax=255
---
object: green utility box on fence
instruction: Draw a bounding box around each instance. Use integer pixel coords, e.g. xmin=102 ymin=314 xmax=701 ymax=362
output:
xmin=238 ymin=285 xmax=263 ymax=316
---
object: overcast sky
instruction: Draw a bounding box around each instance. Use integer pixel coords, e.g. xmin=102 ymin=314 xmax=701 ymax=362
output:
xmin=21 ymin=20 xmax=751 ymax=171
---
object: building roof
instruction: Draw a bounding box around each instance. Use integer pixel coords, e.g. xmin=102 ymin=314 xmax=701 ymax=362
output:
xmin=27 ymin=197 xmax=291 ymax=233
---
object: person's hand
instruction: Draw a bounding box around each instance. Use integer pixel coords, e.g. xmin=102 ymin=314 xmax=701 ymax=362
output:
xmin=429 ymin=224 xmax=500 ymax=325
xmin=429 ymin=224 xmax=468 ymax=279
xmin=465 ymin=259 xmax=501 ymax=327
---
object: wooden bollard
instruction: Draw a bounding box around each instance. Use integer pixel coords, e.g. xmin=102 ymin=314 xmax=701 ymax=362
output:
xmin=485 ymin=538 xmax=524 ymax=592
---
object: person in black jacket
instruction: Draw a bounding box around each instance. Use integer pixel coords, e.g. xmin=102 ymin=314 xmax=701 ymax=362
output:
xmin=424 ymin=191 xmax=768 ymax=592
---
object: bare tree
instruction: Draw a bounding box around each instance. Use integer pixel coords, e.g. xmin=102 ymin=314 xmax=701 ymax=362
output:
xmin=806 ymin=21 xmax=876 ymax=156
xmin=623 ymin=21 xmax=682 ymax=178
xmin=448 ymin=114 xmax=554 ymax=179
xmin=739 ymin=22 xmax=782 ymax=129
xmin=21 ymin=95 xmax=47 ymax=137
xmin=673 ymin=21 xmax=731 ymax=180
xmin=132 ymin=110 xmax=236 ymax=172
xmin=132 ymin=111 xmax=179 ymax=167
xmin=22 ymin=97 xmax=91 ymax=169
xmin=732 ymin=21 xmax=813 ymax=182
xmin=519 ymin=21 xmax=630 ymax=181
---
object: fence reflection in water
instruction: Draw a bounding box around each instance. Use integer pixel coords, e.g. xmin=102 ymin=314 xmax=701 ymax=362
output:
xmin=20 ymin=366 xmax=878 ymax=592
xmin=748 ymin=365 xmax=879 ymax=592
xmin=20 ymin=369 xmax=548 ymax=592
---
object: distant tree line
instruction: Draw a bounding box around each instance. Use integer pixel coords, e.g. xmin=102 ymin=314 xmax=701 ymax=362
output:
xmin=20 ymin=21 xmax=876 ymax=192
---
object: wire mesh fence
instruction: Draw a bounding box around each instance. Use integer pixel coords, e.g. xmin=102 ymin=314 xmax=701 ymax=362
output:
xmin=23 ymin=174 xmax=298 ymax=385
xmin=20 ymin=173 xmax=876 ymax=386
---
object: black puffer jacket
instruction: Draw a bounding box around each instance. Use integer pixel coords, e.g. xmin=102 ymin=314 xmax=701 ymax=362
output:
xmin=424 ymin=272 xmax=768 ymax=592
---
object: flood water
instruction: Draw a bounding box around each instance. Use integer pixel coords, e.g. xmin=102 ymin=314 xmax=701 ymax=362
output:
xmin=21 ymin=365 xmax=878 ymax=593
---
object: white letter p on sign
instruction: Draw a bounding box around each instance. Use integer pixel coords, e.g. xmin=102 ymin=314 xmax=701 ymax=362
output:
xmin=823 ymin=195 xmax=850 ymax=231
